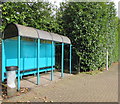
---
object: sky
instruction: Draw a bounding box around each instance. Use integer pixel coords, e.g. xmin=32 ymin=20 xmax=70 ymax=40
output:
xmin=111 ymin=0 xmax=119 ymax=16
xmin=49 ymin=0 xmax=119 ymax=16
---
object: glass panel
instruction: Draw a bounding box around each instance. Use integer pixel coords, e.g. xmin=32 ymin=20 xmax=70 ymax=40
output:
xmin=41 ymin=39 xmax=51 ymax=44
xmin=21 ymin=37 xmax=35 ymax=42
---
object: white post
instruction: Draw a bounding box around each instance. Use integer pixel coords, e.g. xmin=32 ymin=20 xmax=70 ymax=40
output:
xmin=106 ymin=50 xmax=108 ymax=70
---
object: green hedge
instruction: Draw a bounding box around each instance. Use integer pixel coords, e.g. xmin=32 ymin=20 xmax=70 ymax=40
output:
xmin=1 ymin=2 xmax=119 ymax=72
xmin=56 ymin=2 xmax=118 ymax=71
xmin=1 ymin=2 xmax=58 ymax=33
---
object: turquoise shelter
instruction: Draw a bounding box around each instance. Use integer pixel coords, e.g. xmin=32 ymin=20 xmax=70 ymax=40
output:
xmin=2 ymin=23 xmax=72 ymax=90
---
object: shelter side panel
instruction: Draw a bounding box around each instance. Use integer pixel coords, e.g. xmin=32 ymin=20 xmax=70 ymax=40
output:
xmin=2 ymin=39 xmax=55 ymax=80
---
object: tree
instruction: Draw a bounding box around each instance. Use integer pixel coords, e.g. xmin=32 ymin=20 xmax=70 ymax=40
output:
xmin=1 ymin=2 xmax=58 ymax=33
xmin=56 ymin=2 xmax=118 ymax=72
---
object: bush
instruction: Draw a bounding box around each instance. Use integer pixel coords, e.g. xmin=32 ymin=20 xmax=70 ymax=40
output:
xmin=1 ymin=2 xmax=58 ymax=33
xmin=56 ymin=2 xmax=118 ymax=72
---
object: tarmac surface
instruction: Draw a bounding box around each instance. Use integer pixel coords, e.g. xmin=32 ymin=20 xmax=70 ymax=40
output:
xmin=3 ymin=63 xmax=118 ymax=102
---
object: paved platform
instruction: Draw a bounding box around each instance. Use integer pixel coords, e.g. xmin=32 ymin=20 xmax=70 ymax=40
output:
xmin=3 ymin=63 xmax=118 ymax=102
xmin=20 ymin=71 xmax=71 ymax=88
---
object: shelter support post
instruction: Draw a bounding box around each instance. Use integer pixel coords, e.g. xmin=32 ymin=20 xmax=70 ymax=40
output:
xmin=17 ymin=36 xmax=21 ymax=91
xmin=54 ymin=43 xmax=56 ymax=68
xmin=51 ymin=41 xmax=54 ymax=80
xmin=37 ymin=39 xmax=40 ymax=84
xmin=61 ymin=43 xmax=64 ymax=77
xmin=70 ymin=44 xmax=72 ymax=74
xmin=2 ymin=40 xmax=5 ymax=82
xmin=0 ymin=40 xmax=2 ymax=98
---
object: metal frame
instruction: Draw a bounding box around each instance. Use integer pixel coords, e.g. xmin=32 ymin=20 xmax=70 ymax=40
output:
xmin=37 ymin=39 xmax=40 ymax=84
xmin=51 ymin=41 xmax=54 ymax=80
xmin=61 ymin=43 xmax=64 ymax=77
xmin=2 ymin=40 xmax=5 ymax=82
xmin=4 ymin=23 xmax=71 ymax=44
xmin=2 ymin=23 xmax=72 ymax=90
xmin=18 ymin=36 xmax=21 ymax=90
xmin=70 ymin=45 xmax=72 ymax=74
xmin=2 ymin=38 xmax=72 ymax=90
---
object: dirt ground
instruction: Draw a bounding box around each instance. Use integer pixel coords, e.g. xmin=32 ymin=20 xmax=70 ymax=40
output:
xmin=2 ymin=63 xmax=119 ymax=103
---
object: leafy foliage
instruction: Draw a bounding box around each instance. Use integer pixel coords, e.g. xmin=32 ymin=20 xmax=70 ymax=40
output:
xmin=56 ymin=2 xmax=118 ymax=71
xmin=1 ymin=1 xmax=119 ymax=72
xmin=1 ymin=2 xmax=58 ymax=33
